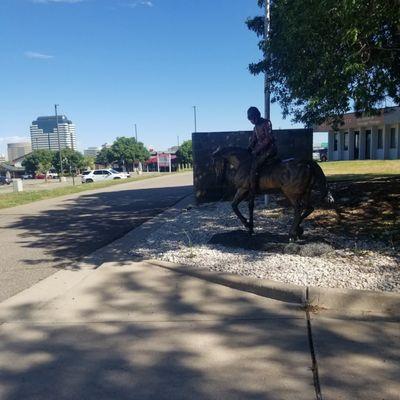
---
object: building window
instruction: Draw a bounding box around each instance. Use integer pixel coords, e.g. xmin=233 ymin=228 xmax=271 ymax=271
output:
xmin=390 ymin=128 xmax=397 ymax=148
xmin=333 ymin=132 xmax=338 ymax=151
xmin=343 ymin=132 xmax=349 ymax=151
xmin=377 ymin=129 xmax=383 ymax=149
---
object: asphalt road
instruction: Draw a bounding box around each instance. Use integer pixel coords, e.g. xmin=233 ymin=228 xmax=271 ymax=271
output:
xmin=0 ymin=173 xmax=160 ymax=194
xmin=0 ymin=172 xmax=193 ymax=302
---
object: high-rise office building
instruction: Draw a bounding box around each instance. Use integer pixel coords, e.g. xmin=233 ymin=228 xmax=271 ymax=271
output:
xmin=30 ymin=115 xmax=76 ymax=151
xmin=7 ymin=142 xmax=32 ymax=163
xmin=84 ymin=147 xmax=100 ymax=158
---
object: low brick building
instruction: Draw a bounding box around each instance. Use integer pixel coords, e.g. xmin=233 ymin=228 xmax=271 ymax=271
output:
xmin=314 ymin=107 xmax=400 ymax=161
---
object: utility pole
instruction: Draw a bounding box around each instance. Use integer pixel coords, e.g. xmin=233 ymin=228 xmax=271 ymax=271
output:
xmin=264 ymin=0 xmax=271 ymax=120
xmin=69 ymin=129 xmax=75 ymax=185
xmin=264 ymin=1 xmax=271 ymax=207
xmin=55 ymin=104 xmax=63 ymax=182
xmin=193 ymin=106 xmax=197 ymax=133
xmin=134 ymin=124 xmax=138 ymax=142
xmin=177 ymin=135 xmax=180 ymax=147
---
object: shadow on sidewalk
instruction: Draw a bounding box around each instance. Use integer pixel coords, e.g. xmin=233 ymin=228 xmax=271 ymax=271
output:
xmin=0 ymin=259 xmax=399 ymax=399
xmin=1 ymin=262 xmax=312 ymax=400
xmin=6 ymin=185 xmax=192 ymax=270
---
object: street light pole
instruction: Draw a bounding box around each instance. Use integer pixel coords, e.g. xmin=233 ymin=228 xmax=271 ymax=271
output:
xmin=264 ymin=0 xmax=271 ymax=120
xmin=134 ymin=124 xmax=138 ymax=142
xmin=193 ymin=106 xmax=197 ymax=133
xmin=264 ymin=1 xmax=271 ymax=207
xmin=55 ymin=104 xmax=63 ymax=181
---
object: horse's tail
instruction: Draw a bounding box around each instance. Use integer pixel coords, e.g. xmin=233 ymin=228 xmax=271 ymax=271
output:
xmin=308 ymin=160 xmax=334 ymax=204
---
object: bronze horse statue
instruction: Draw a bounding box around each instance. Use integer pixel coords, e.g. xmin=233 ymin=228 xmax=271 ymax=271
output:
xmin=212 ymin=147 xmax=333 ymax=241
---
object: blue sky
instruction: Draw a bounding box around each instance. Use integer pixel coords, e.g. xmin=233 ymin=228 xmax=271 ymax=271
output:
xmin=0 ymin=0 xmax=326 ymax=156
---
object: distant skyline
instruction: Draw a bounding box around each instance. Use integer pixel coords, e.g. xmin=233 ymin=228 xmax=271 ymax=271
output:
xmin=0 ymin=0 xmax=327 ymax=157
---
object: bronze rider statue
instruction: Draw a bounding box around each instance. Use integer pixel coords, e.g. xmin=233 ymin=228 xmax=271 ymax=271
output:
xmin=247 ymin=106 xmax=277 ymax=195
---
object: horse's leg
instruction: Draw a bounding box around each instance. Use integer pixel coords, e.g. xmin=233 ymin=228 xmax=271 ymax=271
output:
xmin=248 ymin=195 xmax=255 ymax=235
xmin=294 ymin=207 xmax=314 ymax=238
xmin=289 ymin=204 xmax=303 ymax=242
xmin=231 ymin=188 xmax=251 ymax=230
xmin=284 ymin=192 xmax=304 ymax=242
xmin=297 ymin=190 xmax=314 ymax=237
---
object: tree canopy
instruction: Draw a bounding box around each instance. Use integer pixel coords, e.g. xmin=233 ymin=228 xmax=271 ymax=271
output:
xmin=83 ymin=156 xmax=95 ymax=170
xmin=52 ymin=148 xmax=85 ymax=174
xmin=110 ymin=137 xmax=150 ymax=166
xmin=96 ymin=138 xmax=150 ymax=169
xmin=176 ymin=140 xmax=192 ymax=164
xmin=22 ymin=150 xmax=54 ymax=176
xmin=247 ymin=0 xmax=400 ymax=126
xmin=95 ymin=147 xmax=114 ymax=166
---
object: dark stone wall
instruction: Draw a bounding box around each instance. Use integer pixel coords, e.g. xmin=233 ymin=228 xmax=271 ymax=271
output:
xmin=192 ymin=129 xmax=313 ymax=203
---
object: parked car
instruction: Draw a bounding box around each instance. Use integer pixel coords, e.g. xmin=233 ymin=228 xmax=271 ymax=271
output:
xmin=47 ymin=172 xmax=59 ymax=179
xmin=81 ymin=169 xmax=129 ymax=183
xmin=22 ymin=173 xmax=33 ymax=179
xmin=113 ymin=167 xmax=131 ymax=177
xmin=0 ymin=176 xmax=12 ymax=185
xmin=35 ymin=172 xmax=59 ymax=179
xmin=312 ymin=148 xmax=328 ymax=162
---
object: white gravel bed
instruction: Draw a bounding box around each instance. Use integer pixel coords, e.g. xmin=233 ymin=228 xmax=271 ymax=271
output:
xmin=131 ymin=201 xmax=400 ymax=293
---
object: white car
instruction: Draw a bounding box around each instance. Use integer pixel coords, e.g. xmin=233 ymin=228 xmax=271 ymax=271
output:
xmin=81 ymin=169 xmax=129 ymax=183
xmin=22 ymin=174 xmax=33 ymax=180
xmin=47 ymin=172 xmax=59 ymax=179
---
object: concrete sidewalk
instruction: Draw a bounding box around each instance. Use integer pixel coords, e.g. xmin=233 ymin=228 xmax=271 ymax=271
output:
xmin=0 ymin=260 xmax=399 ymax=400
xmin=0 ymin=261 xmax=314 ymax=400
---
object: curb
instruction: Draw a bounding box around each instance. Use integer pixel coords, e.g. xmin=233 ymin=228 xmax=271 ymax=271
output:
xmin=0 ymin=192 xmax=195 ymax=313
xmin=147 ymin=259 xmax=305 ymax=304
xmin=147 ymin=260 xmax=400 ymax=316
xmin=307 ymin=285 xmax=400 ymax=316
xmin=74 ymin=193 xmax=196 ymax=270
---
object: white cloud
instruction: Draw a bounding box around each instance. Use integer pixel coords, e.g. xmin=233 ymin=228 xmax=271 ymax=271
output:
xmin=24 ymin=51 xmax=54 ymax=60
xmin=31 ymin=0 xmax=86 ymax=3
xmin=127 ymin=0 xmax=154 ymax=8
xmin=0 ymin=136 xmax=30 ymax=144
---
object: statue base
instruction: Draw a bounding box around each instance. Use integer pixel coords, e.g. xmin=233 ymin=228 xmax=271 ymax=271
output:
xmin=209 ymin=229 xmax=332 ymax=254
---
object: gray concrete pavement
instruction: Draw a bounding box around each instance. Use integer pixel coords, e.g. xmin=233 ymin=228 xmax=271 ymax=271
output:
xmin=0 ymin=172 xmax=193 ymax=302
xmin=0 ymin=261 xmax=315 ymax=400
xmin=311 ymin=316 xmax=400 ymax=400
xmin=1 ymin=258 xmax=399 ymax=399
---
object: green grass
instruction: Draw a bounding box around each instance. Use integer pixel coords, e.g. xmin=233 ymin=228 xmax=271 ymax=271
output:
xmin=320 ymin=160 xmax=400 ymax=181
xmin=0 ymin=173 xmax=165 ymax=210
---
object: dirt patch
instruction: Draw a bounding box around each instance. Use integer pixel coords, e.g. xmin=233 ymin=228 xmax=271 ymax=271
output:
xmin=309 ymin=177 xmax=400 ymax=249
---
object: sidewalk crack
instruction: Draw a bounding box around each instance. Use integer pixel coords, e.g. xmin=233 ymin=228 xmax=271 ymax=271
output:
xmin=305 ymin=286 xmax=323 ymax=400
